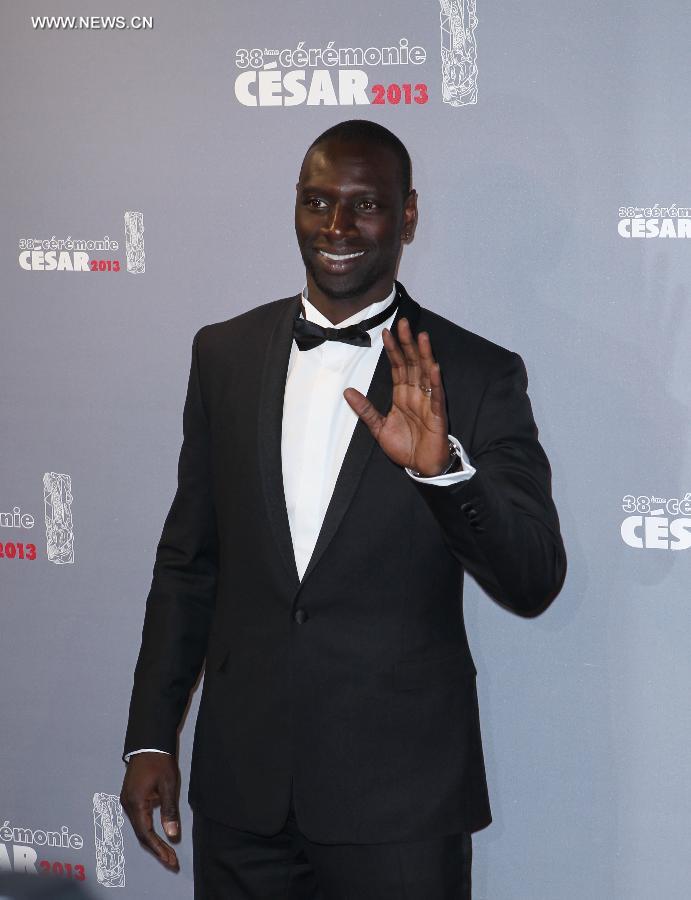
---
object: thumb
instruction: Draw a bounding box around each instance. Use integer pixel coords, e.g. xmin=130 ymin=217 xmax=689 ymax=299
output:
xmin=159 ymin=780 xmax=180 ymax=839
xmin=343 ymin=388 xmax=384 ymax=436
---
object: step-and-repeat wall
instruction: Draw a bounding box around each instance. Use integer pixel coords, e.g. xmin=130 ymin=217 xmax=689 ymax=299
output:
xmin=2 ymin=2 xmax=690 ymax=898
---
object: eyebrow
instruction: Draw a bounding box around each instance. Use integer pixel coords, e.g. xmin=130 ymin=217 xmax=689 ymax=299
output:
xmin=298 ymin=183 xmax=382 ymax=195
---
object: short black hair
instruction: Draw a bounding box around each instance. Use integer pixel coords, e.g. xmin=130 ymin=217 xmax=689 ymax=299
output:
xmin=304 ymin=119 xmax=412 ymax=199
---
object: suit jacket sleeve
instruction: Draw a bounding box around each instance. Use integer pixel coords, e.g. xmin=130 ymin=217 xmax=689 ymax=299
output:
xmin=412 ymin=351 xmax=566 ymax=616
xmin=124 ymin=329 xmax=218 ymax=757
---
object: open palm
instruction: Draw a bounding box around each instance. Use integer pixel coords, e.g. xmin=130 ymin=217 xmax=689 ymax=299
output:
xmin=344 ymin=317 xmax=451 ymax=476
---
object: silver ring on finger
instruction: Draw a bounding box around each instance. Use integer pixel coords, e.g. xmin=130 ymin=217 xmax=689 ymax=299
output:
xmin=418 ymin=383 xmax=432 ymax=396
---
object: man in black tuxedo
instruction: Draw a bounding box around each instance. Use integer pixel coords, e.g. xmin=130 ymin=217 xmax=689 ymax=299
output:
xmin=121 ymin=119 xmax=566 ymax=899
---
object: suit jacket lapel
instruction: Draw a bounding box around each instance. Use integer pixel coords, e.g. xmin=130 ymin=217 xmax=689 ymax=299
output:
xmin=300 ymin=282 xmax=422 ymax=584
xmin=257 ymin=293 xmax=303 ymax=591
xmin=256 ymin=282 xmax=422 ymax=592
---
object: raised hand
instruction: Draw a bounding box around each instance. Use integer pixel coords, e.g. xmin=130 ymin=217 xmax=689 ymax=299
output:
xmin=344 ymin=317 xmax=451 ymax=476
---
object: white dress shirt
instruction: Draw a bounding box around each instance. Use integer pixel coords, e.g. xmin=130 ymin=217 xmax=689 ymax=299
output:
xmin=283 ymin=283 xmax=474 ymax=580
xmin=126 ymin=284 xmax=475 ymax=760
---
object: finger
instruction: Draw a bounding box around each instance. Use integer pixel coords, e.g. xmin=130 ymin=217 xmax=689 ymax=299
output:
xmin=159 ymin=777 xmax=181 ymax=841
xmin=129 ymin=805 xmax=179 ymax=870
xmin=396 ymin=317 xmax=421 ymax=386
xmin=140 ymin=825 xmax=180 ymax=870
xmin=416 ymin=331 xmax=436 ymax=387
xmin=427 ymin=360 xmax=447 ymax=420
xmin=381 ymin=326 xmax=407 ymax=387
xmin=414 ymin=331 xmax=446 ymax=417
xmin=343 ymin=388 xmax=385 ymax=438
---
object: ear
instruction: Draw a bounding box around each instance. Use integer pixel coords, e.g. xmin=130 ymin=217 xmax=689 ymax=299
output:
xmin=401 ymin=189 xmax=418 ymax=243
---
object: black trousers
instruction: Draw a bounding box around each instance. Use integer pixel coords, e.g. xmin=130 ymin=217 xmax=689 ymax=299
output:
xmin=193 ymin=787 xmax=472 ymax=900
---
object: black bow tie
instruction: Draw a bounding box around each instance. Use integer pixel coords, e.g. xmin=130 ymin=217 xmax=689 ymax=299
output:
xmin=293 ymin=293 xmax=399 ymax=351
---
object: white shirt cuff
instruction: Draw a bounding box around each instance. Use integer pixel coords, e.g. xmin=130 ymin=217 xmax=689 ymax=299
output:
xmin=405 ymin=434 xmax=476 ymax=486
xmin=124 ymin=748 xmax=170 ymax=762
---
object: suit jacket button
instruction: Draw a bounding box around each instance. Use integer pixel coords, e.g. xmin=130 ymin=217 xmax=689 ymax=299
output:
xmin=294 ymin=608 xmax=309 ymax=625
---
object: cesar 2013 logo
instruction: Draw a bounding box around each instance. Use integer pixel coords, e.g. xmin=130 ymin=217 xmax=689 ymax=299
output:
xmin=620 ymin=494 xmax=691 ymax=550
xmin=18 ymin=211 xmax=145 ymax=274
xmin=233 ymin=2 xmax=480 ymax=109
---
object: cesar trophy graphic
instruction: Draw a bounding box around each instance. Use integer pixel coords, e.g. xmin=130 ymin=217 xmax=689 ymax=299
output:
xmin=124 ymin=211 xmax=145 ymax=274
xmin=43 ymin=472 xmax=74 ymax=565
xmin=439 ymin=0 xmax=478 ymax=106
xmin=93 ymin=793 xmax=126 ymax=888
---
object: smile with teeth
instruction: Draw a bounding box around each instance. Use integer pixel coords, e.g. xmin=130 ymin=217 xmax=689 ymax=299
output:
xmin=318 ymin=250 xmax=365 ymax=261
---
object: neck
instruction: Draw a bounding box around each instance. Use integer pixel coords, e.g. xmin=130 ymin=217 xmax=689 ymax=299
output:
xmin=304 ymin=276 xmax=395 ymax=325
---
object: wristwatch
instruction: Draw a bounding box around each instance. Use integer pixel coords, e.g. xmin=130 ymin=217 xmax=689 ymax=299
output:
xmin=411 ymin=439 xmax=464 ymax=478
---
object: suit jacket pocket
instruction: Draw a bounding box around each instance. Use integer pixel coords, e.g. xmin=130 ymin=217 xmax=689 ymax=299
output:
xmin=393 ymin=649 xmax=476 ymax=691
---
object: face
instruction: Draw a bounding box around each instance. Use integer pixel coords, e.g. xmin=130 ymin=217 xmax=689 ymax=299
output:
xmin=294 ymin=138 xmax=417 ymax=307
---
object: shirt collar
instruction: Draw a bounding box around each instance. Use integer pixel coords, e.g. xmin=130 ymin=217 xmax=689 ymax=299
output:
xmin=300 ymin=285 xmax=397 ymax=331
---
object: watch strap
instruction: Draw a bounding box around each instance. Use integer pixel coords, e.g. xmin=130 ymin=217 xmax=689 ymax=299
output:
xmin=410 ymin=439 xmax=463 ymax=478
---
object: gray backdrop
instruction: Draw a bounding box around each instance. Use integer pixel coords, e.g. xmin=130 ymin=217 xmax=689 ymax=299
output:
xmin=2 ymin=1 xmax=690 ymax=898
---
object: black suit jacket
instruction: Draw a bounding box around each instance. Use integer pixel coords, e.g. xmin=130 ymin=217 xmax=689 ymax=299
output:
xmin=124 ymin=281 xmax=566 ymax=843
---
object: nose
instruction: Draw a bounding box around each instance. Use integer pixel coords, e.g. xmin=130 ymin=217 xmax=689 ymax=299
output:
xmin=324 ymin=202 xmax=356 ymax=238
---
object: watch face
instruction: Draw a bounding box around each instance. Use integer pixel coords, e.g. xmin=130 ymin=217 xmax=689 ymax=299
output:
xmin=447 ymin=443 xmax=463 ymax=473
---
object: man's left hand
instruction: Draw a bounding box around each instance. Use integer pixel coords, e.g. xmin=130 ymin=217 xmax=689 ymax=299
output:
xmin=344 ymin=317 xmax=451 ymax=476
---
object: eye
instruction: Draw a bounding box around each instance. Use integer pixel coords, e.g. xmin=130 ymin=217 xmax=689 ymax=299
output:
xmin=305 ymin=197 xmax=327 ymax=209
xmin=357 ymin=199 xmax=377 ymax=211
